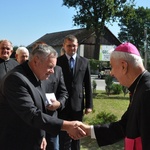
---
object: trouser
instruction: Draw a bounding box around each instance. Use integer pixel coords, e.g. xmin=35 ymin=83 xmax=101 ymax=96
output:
xmin=46 ymin=134 xmax=59 ymax=150
xmin=58 ymin=110 xmax=83 ymax=150
xmin=59 ymin=131 xmax=80 ymax=150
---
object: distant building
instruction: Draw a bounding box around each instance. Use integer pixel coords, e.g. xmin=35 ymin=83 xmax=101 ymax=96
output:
xmin=27 ymin=27 xmax=121 ymax=59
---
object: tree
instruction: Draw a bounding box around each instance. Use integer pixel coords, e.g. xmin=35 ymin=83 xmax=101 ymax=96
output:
xmin=92 ymin=79 xmax=97 ymax=94
xmin=105 ymin=75 xmax=113 ymax=96
xmin=118 ymin=6 xmax=150 ymax=58
xmin=10 ymin=46 xmax=19 ymax=58
xmin=62 ymin=0 xmax=135 ymax=60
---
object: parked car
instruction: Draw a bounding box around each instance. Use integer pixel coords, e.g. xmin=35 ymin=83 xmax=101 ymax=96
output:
xmin=98 ymin=67 xmax=111 ymax=79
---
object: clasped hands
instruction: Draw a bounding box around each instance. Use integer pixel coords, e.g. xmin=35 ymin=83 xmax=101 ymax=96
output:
xmin=62 ymin=120 xmax=91 ymax=140
xmin=46 ymin=100 xmax=91 ymax=140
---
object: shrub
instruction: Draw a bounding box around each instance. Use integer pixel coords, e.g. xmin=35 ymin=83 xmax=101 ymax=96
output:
xmin=89 ymin=59 xmax=99 ymax=73
xmin=88 ymin=111 xmax=117 ymax=125
xmin=92 ymin=80 xmax=97 ymax=93
xmin=105 ymin=75 xmax=113 ymax=96
xmin=112 ymin=84 xmax=122 ymax=94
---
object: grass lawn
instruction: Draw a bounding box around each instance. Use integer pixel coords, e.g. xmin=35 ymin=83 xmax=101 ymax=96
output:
xmin=80 ymin=90 xmax=129 ymax=150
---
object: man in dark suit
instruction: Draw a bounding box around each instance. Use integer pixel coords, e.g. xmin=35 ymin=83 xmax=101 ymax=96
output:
xmin=0 ymin=44 xmax=86 ymax=150
xmin=57 ymin=35 xmax=93 ymax=150
xmin=42 ymin=65 xmax=68 ymax=150
xmin=0 ymin=39 xmax=18 ymax=83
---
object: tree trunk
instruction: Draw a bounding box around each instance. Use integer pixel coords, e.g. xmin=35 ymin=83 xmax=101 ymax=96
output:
xmin=94 ymin=35 xmax=100 ymax=60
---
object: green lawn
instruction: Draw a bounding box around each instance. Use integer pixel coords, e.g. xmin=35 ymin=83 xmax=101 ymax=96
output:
xmin=80 ymin=90 xmax=129 ymax=150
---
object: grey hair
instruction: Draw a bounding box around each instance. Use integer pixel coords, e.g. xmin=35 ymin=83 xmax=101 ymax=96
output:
xmin=110 ymin=51 xmax=143 ymax=67
xmin=16 ymin=47 xmax=29 ymax=55
xmin=29 ymin=44 xmax=58 ymax=61
xmin=0 ymin=39 xmax=13 ymax=50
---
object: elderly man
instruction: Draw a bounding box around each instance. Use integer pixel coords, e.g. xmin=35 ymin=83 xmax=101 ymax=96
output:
xmin=0 ymin=39 xmax=18 ymax=82
xmin=80 ymin=42 xmax=150 ymax=150
xmin=0 ymin=44 xmax=85 ymax=150
xmin=15 ymin=46 xmax=29 ymax=64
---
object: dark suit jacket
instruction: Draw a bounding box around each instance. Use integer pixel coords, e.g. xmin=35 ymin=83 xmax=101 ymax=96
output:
xmin=0 ymin=61 xmax=63 ymax=150
xmin=0 ymin=58 xmax=19 ymax=83
xmin=41 ymin=65 xmax=68 ymax=117
xmin=94 ymin=72 xmax=150 ymax=149
xmin=57 ymin=54 xmax=93 ymax=119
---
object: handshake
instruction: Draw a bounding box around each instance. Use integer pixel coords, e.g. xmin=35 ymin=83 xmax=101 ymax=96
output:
xmin=62 ymin=120 xmax=91 ymax=140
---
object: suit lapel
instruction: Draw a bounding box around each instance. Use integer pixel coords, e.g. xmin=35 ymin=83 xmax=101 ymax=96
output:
xmin=63 ymin=55 xmax=72 ymax=76
xmin=21 ymin=62 xmax=47 ymax=111
xmin=74 ymin=55 xmax=81 ymax=78
xmin=36 ymin=84 xmax=48 ymax=110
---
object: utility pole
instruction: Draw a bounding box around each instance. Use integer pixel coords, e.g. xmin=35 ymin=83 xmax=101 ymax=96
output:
xmin=144 ymin=26 xmax=148 ymax=69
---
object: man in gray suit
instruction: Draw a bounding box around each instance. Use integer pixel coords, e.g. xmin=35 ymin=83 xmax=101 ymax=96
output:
xmin=57 ymin=35 xmax=93 ymax=150
xmin=0 ymin=44 xmax=85 ymax=150
xmin=42 ymin=65 xmax=68 ymax=150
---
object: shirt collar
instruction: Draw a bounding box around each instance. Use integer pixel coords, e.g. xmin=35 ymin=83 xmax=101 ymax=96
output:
xmin=65 ymin=53 xmax=77 ymax=60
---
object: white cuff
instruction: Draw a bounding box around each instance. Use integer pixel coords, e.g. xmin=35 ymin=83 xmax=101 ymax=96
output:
xmin=91 ymin=125 xmax=96 ymax=139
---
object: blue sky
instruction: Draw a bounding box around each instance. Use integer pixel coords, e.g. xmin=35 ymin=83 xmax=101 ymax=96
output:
xmin=0 ymin=0 xmax=149 ymax=46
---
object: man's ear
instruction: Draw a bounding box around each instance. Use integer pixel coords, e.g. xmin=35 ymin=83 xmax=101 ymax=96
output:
xmin=33 ymin=56 xmax=38 ymax=64
xmin=33 ymin=55 xmax=39 ymax=65
xmin=122 ymin=61 xmax=128 ymax=74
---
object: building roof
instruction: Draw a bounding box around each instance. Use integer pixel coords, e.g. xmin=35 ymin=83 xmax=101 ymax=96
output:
xmin=27 ymin=27 xmax=121 ymax=49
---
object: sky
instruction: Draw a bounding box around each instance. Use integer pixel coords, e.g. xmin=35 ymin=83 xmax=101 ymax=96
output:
xmin=0 ymin=0 xmax=149 ymax=46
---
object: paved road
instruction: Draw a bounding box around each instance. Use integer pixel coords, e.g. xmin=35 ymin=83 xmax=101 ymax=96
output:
xmin=91 ymin=75 xmax=106 ymax=91
xmin=91 ymin=75 xmax=119 ymax=91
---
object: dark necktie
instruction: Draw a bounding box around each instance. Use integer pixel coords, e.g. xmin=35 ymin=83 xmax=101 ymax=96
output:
xmin=70 ymin=57 xmax=74 ymax=76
